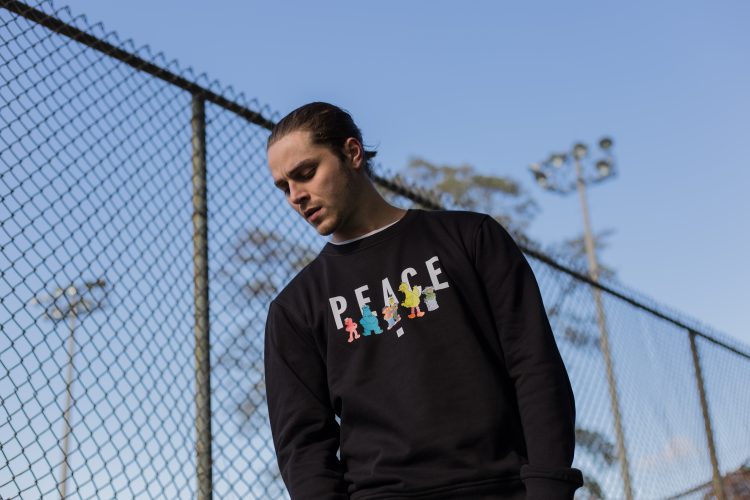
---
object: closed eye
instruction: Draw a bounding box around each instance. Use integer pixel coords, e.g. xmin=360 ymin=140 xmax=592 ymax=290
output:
xmin=273 ymin=160 xmax=318 ymax=194
xmin=297 ymin=165 xmax=317 ymax=180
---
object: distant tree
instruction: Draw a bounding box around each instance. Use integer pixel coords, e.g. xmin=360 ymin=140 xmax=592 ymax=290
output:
xmin=705 ymin=460 xmax=750 ymax=499
xmin=550 ymin=229 xmax=618 ymax=279
xmin=216 ymin=227 xmax=318 ymax=497
xmin=217 ymin=227 xmax=318 ymax=417
xmin=543 ymin=228 xmax=618 ymax=351
xmin=401 ymin=157 xmax=540 ymax=239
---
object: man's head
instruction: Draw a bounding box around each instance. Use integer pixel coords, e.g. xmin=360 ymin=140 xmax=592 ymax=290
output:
xmin=266 ymin=102 xmax=378 ymax=239
xmin=267 ymin=102 xmax=377 ymax=178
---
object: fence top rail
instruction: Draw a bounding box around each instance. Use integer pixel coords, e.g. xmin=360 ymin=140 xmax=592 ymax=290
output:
xmin=4 ymin=0 xmax=748 ymax=362
xmin=521 ymin=246 xmax=750 ymax=361
xmin=0 ymin=0 xmax=276 ymax=130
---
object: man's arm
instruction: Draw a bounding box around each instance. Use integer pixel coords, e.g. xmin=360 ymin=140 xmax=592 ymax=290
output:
xmin=472 ymin=216 xmax=584 ymax=500
xmin=264 ymin=299 xmax=348 ymax=499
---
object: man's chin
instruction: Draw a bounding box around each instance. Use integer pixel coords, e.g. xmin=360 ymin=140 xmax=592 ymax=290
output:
xmin=316 ymin=226 xmax=335 ymax=237
xmin=311 ymin=217 xmax=335 ymax=237
xmin=309 ymin=209 xmax=344 ymax=238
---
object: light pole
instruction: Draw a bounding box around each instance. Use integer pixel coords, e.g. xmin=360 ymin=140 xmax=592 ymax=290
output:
xmin=528 ymin=138 xmax=634 ymax=500
xmin=31 ymin=278 xmax=107 ymax=500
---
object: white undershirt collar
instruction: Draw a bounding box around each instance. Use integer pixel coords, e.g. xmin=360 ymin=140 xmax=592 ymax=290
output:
xmin=328 ymin=217 xmax=402 ymax=245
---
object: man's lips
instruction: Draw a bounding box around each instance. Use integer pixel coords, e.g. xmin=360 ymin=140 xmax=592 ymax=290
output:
xmin=304 ymin=207 xmax=322 ymax=222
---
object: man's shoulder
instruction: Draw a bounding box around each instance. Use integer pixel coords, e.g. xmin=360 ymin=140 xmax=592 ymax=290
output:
xmin=423 ymin=208 xmax=489 ymax=221
xmin=270 ymin=250 xmax=325 ymax=309
xmin=417 ymin=208 xmax=490 ymax=234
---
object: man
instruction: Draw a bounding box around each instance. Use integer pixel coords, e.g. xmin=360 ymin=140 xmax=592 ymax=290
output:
xmin=264 ymin=102 xmax=584 ymax=499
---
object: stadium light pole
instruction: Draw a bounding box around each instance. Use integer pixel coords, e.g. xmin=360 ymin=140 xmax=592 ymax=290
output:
xmin=527 ymin=138 xmax=634 ymax=500
xmin=31 ymin=278 xmax=107 ymax=500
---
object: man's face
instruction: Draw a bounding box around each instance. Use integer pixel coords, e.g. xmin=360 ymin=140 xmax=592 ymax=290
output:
xmin=267 ymin=129 xmax=359 ymax=238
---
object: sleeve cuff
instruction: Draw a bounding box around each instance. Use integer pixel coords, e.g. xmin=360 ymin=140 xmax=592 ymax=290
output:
xmin=520 ymin=464 xmax=584 ymax=500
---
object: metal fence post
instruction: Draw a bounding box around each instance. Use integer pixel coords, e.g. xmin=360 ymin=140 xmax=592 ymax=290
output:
xmin=192 ymin=93 xmax=212 ymax=500
xmin=688 ymin=330 xmax=725 ymax=500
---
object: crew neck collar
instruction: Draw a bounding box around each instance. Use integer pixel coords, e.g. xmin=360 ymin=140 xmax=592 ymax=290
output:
xmin=321 ymin=209 xmax=418 ymax=255
xmin=329 ymin=217 xmax=402 ymax=245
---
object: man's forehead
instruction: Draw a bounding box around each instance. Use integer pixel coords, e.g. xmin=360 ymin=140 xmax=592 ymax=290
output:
xmin=268 ymin=130 xmax=312 ymax=161
xmin=267 ymin=132 xmax=319 ymax=179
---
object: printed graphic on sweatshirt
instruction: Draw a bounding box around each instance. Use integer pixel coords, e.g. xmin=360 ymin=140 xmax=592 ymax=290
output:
xmin=328 ymin=255 xmax=450 ymax=342
xmin=398 ymin=282 xmax=425 ymax=318
xmin=381 ymin=297 xmax=402 ymax=330
xmin=423 ymin=286 xmax=438 ymax=311
xmin=359 ymin=305 xmax=383 ymax=336
xmin=343 ymin=317 xmax=360 ymax=343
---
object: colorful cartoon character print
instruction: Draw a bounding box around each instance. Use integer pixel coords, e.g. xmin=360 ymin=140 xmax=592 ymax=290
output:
xmin=343 ymin=317 xmax=360 ymax=343
xmin=398 ymin=282 xmax=425 ymax=319
xmin=381 ymin=296 xmax=402 ymax=330
xmin=423 ymin=286 xmax=439 ymax=311
xmin=359 ymin=305 xmax=383 ymax=336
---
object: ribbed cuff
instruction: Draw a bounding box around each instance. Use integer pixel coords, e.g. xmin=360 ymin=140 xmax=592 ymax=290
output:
xmin=520 ymin=464 xmax=584 ymax=500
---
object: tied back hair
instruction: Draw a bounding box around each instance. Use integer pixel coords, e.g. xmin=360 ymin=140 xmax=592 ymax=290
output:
xmin=268 ymin=102 xmax=377 ymax=177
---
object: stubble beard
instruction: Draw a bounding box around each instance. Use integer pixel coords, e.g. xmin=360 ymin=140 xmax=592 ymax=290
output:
xmin=324 ymin=163 xmax=363 ymax=240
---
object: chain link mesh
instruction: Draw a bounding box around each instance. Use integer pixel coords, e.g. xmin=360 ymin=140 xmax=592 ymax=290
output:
xmin=1 ymin=1 xmax=749 ymax=498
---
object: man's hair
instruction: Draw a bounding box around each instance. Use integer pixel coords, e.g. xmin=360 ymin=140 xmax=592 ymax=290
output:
xmin=267 ymin=102 xmax=377 ymax=178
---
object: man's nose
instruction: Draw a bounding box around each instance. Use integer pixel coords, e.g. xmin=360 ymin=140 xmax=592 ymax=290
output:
xmin=288 ymin=182 xmax=309 ymax=205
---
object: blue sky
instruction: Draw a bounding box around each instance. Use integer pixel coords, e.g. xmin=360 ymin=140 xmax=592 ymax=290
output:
xmin=57 ymin=0 xmax=749 ymax=347
xmin=2 ymin=2 xmax=749 ymax=498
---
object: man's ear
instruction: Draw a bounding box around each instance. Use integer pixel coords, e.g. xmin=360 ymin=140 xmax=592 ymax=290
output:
xmin=343 ymin=137 xmax=364 ymax=169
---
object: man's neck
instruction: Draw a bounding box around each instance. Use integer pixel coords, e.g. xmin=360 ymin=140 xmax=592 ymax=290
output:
xmin=330 ymin=202 xmax=407 ymax=244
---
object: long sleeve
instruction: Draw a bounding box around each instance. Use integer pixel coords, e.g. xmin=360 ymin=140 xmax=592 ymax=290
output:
xmin=472 ymin=216 xmax=583 ymax=499
xmin=264 ymin=299 xmax=348 ymax=500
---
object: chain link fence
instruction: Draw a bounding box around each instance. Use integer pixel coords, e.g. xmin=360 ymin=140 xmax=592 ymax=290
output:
xmin=1 ymin=1 xmax=749 ymax=498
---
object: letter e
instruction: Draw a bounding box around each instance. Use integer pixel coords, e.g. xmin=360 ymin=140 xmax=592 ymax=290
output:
xmin=425 ymin=256 xmax=449 ymax=290
xmin=354 ymin=285 xmax=371 ymax=311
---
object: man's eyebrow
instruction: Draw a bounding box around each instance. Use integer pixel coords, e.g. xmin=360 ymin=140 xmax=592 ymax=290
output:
xmin=273 ymin=159 xmax=317 ymax=188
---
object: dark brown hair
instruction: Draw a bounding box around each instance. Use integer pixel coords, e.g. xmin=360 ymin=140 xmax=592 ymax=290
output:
xmin=267 ymin=102 xmax=377 ymax=177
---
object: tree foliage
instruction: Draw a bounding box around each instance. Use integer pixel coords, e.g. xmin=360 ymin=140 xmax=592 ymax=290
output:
xmin=215 ymin=227 xmax=318 ymax=493
xmin=403 ymin=157 xmax=539 ymax=240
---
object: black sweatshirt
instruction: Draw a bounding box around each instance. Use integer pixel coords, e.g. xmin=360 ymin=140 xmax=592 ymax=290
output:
xmin=264 ymin=209 xmax=583 ymax=499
